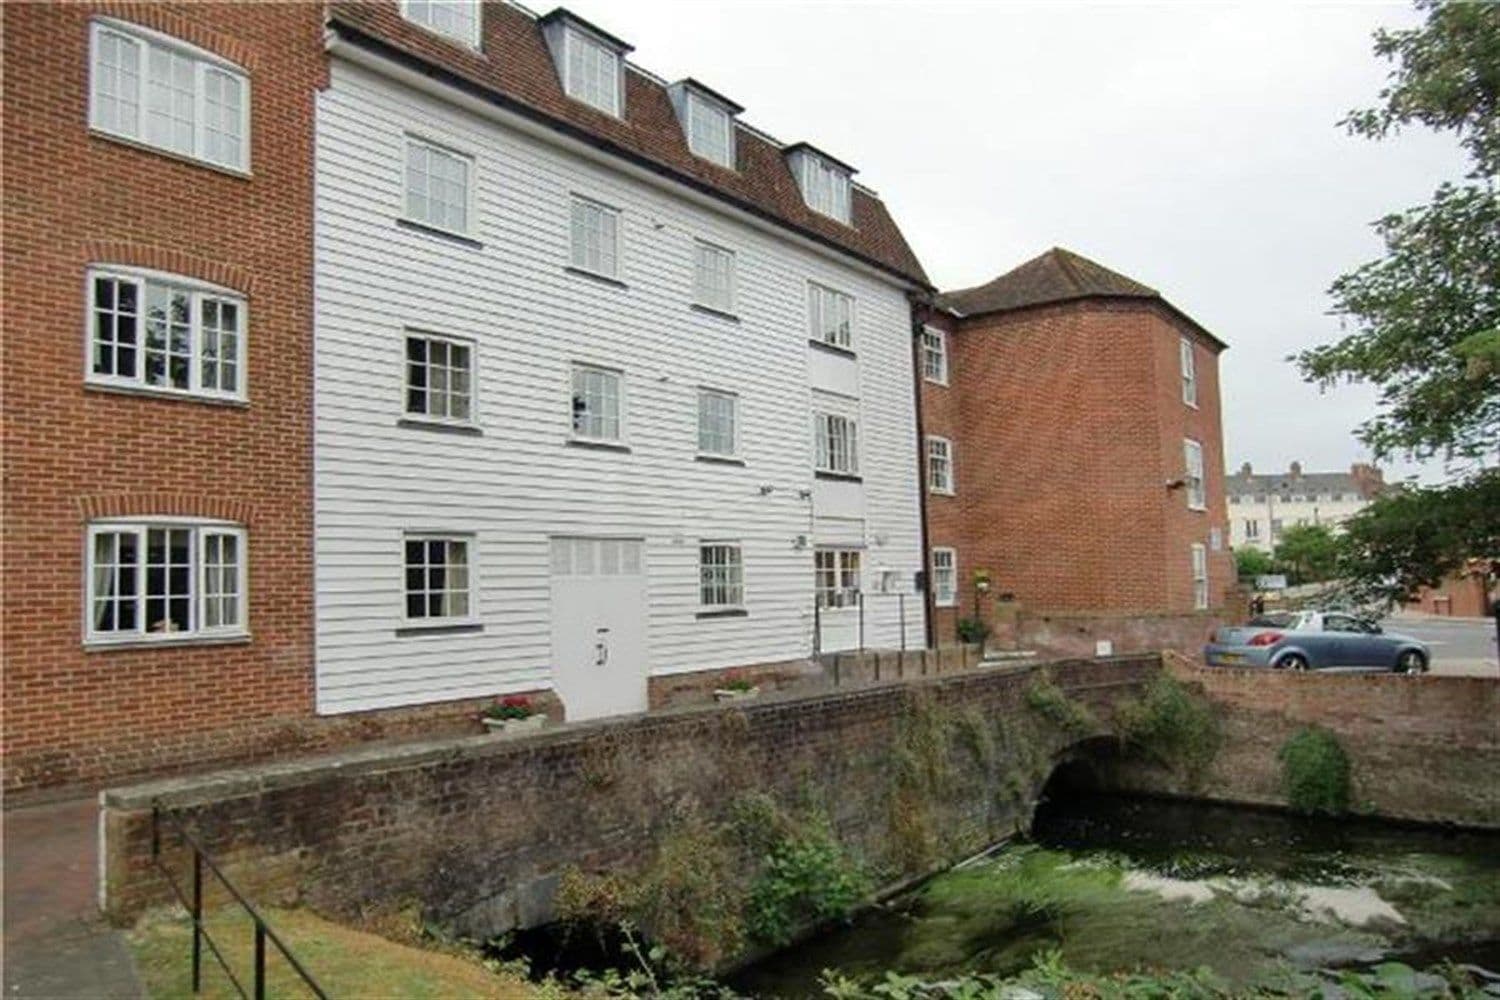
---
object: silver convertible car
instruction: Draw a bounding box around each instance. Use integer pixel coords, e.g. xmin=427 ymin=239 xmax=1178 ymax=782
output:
xmin=1204 ymin=611 xmax=1430 ymax=673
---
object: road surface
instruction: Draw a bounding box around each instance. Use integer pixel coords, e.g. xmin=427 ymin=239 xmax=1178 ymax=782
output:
xmin=1381 ymin=614 xmax=1499 ymax=677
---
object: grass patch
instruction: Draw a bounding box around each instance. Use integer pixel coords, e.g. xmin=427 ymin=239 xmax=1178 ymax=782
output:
xmin=1279 ymin=725 xmax=1351 ymax=815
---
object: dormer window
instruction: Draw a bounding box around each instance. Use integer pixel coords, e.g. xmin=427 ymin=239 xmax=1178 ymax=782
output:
xmin=786 ymin=145 xmax=853 ymax=225
xmin=540 ymin=10 xmax=633 ymax=119
xmin=669 ymin=80 xmax=742 ymax=170
xmin=400 ymin=1 xmax=481 ymax=49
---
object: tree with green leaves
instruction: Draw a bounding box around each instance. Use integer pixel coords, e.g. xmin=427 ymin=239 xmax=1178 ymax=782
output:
xmin=1234 ymin=546 xmax=1277 ymax=582
xmin=1295 ymin=0 xmax=1499 ymax=603
xmin=1274 ymin=524 xmax=1341 ymax=585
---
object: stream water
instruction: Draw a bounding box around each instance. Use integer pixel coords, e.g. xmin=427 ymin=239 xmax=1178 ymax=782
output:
xmin=731 ymin=789 xmax=1500 ymax=998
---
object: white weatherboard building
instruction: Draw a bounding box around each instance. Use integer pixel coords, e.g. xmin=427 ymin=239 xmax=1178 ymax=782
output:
xmin=313 ymin=10 xmax=928 ymax=720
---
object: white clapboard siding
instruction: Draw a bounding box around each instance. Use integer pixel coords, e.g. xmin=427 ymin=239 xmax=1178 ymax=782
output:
xmin=314 ymin=58 xmax=925 ymax=713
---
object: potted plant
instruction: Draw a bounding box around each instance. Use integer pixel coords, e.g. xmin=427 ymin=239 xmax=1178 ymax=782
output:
xmin=713 ymin=671 xmax=760 ymax=703
xmin=480 ymin=695 xmax=546 ymax=734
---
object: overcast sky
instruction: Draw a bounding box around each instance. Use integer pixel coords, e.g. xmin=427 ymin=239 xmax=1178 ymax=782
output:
xmin=563 ymin=0 xmax=1467 ymax=484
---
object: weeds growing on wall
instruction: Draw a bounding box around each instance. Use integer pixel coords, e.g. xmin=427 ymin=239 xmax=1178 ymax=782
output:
xmin=1023 ymin=676 xmax=1096 ymax=734
xmin=1279 ymin=726 xmax=1352 ymax=815
xmin=744 ymin=817 xmax=870 ymax=947
xmin=1113 ymin=675 xmax=1222 ymax=788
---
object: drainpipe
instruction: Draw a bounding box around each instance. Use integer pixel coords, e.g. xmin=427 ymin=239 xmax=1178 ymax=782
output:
xmin=908 ymin=292 xmax=936 ymax=651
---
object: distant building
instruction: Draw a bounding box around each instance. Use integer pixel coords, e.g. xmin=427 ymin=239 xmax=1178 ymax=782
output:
xmin=1225 ymin=462 xmax=1385 ymax=552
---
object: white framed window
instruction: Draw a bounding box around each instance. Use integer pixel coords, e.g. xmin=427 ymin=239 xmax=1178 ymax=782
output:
xmin=89 ymin=19 xmax=250 ymax=173
xmin=799 ymin=154 xmax=851 ymax=224
xmin=1180 ymin=337 xmax=1198 ymax=407
xmin=1183 ymin=439 xmax=1206 ymax=510
xmin=400 ymin=0 xmax=481 ymax=48
xmin=808 ymin=282 xmax=854 ymax=350
xmin=693 ymin=240 xmax=736 ymax=314
xmin=1245 ymin=519 xmax=1260 ymax=540
xmin=699 ymin=543 xmax=744 ymax=608
xmin=922 ymin=326 xmax=948 ymax=383
xmin=687 ymin=92 xmax=733 ymax=168
xmin=814 ymin=413 xmax=859 ymax=476
xmin=931 ymin=548 xmax=957 ymax=607
xmin=697 ymin=389 xmax=738 ymax=457
xmin=404 ymin=135 xmax=473 ymax=236
xmin=569 ymin=196 xmax=621 ymax=278
xmin=405 ymin=332 xmax=474 ymax=423
xmin=815 ymin=549 xmax=861 ymax=609
xmin=927 ymin=436 xmax=954 ymax=494
xmin=87 ymin=267 xmax=246 ymax=401
xmin=571 ymin=364 xmax=623 ymax=442
xmin=563 ymin=27 xmax=621 ymax=116
xmin=403 ymin=533 xmax=473 ymax=621
xmin=1191 ymin=543 xmax=1209 ymax=610
xmin=85 ymin=521 xmax=247 ymax=644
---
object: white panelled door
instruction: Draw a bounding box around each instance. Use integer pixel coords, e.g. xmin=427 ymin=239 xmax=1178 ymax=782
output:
xmin=549 ymin=536 xmax=649 ymax=721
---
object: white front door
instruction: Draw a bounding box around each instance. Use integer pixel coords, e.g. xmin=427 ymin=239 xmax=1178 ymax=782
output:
xmin=549 ymin=536 xmax=648 ymax=721
xmin=815 ymin=548 xmax=864 ymax=653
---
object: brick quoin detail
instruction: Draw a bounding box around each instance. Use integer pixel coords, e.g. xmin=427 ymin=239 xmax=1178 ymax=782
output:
xmin=84 ymin=240 xmax=257 ymax=296
xmin=91 ymin=3 xmax=260 ymax=70
xmin=76 ymin=493 xmax=256 ymax=527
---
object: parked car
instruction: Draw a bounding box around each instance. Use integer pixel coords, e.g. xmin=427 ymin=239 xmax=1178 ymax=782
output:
xmin=1205 ymin=611 xmax=1429 ymax=673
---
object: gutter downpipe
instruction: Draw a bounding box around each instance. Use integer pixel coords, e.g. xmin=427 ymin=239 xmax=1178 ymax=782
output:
xmin=909 ymin=292 xmax=936 ymax=651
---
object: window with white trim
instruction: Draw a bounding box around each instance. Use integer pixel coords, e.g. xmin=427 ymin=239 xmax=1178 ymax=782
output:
xmin=927 ymin=436 xmax=954 ymax=494
xmin=798 ymin=154 xmax=851 ymax=224
xmin=922 ymin=327 xmax=948 ymax=383
xmin=569 ymin=196 xmax=620 ymax=278
xmin=89 ymin=20 xmax=250 ymax=172
xmin=699 ymin=543 xmax=744 ymax=608
xmin=1245 ymin=519 xmax=1260 ymax=540
xmin=86 ymin=522 xmax=246 ymax=642
xmin=400 ymin=0 xmax=481 ymax=47
xmin=697 ymin=389 xmax=738 ymax=457
xmin=815 ymin=549 xmax=861 ymax=608
xmin=1183 ymin=439 xmax=1206 ymax=510
xmin=88 ymin=268 xmax=246 ymax=400
xmin=687 ymin=92 xmax=733 ymax=168
xmin=404 ymin=136 xmax=472 ymax=235
xmin=808 ymin=282 xmax=854 ymax=350
xmin=571 ymin=364 xmax=622 ymax=441
xmin=814 ymin=413 xmax=859 ymax=476
xmin=405 ymin=332 xmax=473 ymax=422
xmin=1191 ymin=543 xmax=1209 ymax=610
xmin=1180 ymin=337 xmax=1198 ymax=406
xmin=563 ymin=27 xmax=621 ymax=116
xmin=693 ymin=240 xmax=735 ymax=314
xmin=931 ymin=548 xmax=957 ymax=607
xmin=404 ymin=534 xmax=472 ymax=620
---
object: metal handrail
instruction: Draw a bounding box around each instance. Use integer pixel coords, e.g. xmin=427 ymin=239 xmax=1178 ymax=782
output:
xmin=150 ymin=804 xmax=329 ymax=1000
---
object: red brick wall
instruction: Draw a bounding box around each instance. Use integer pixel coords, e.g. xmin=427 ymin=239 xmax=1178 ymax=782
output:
xmin=1405 ymin=571 xmax=1497 ymax=618
xmin=1 ymin=3 xmax=324 ymax=792
xmin=916 ymin=312 xmax=964 ymax=642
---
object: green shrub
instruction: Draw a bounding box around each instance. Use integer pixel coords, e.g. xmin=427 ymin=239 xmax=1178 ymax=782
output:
xmin=1114 ymin=675 xmax=1222 ymax=786
xmin=745 ymin=823 xmax=869 ymax=946
xmin=1279 ymin=726 xmax=1351 ymax=815
xmin=956 ymin=616 xmax=991 ymax=644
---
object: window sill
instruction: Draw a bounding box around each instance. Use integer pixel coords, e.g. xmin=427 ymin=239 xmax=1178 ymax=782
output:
xmin=695 ymin=454 xmax=745 ymax=466
xmin=815 ymin=471 xmax=863 ymax=483
xmin=397 ymin=416 xmax=483 ymax=436
xmin=696 ymin=608 xmax=748 ymax=619
xmin=565 ymin=266 xmax=628 ymax=289
xmin=923 ymin=376 xmax=950 ymax=388
xmin=84 ymin=381 xmax=249 ymax=408
xmin=89 ymin=127 xmax=252 ymax=180
xmin=935 ymin=601 xmax=957 ymax=609
xmin=84 ymin=632 xmax=251 ymax=653
xmin=808 ymin=338 xmax=856 ymax=360
xmin=568 ymin=438 xmax=631 ymax=453
xmin=397 ymin=217 xmax=484 ymax=249
xmin=395 ymin=621 xmax=485 ymax=637
xmin=691 ymin=303 xmax=739 ymax=323
xmin=929 ymin=488 xmax=956 ymax=497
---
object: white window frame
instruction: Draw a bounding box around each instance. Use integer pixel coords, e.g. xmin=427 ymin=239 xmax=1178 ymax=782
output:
xmin=1245 ymin=519 xmax=1260 ymax=540
xmin=83 ymin=518 xmax=248 ymax=646
xmin=402 ymin=133 xmax=476 ymax=238
xmin=1183 ymin=439 xmax=1206 ymax=510
xmin=815 ymin=548 xmax=862 ymax=609
xmin=931 ymin=548 xmax=957 ymax=608
xmin=698 ymin=542 xmax=745 ymax=610
xmin=808 ymin=282 xmax=855 ymax=351
xmin=88 ymin=19 xmax=251 ymax=174
xmin=799 ymin=154 xmax=851 ymax=224
xmin=569 ymin=194 xmax=622 ymax=279
xmin=921 ymin=326 xmax=948 ymax=384
xmin=926 ymin=436 xmax=954 ymax=494
xmin=1180 ymin=336 xmax=1198 ymax=407
xmin=693 ymin=239 xmax=736 ymax=315
xmin=399 ymin=0 xmax=482 ymax=48
xmin=1191 ymin=543 xmax=1209 ymax=611
xmin=403 ymin=330 xmax=476 ymax=425
xmin=570 ymin=363 xmax=625 ymax=443
xmin=85 ymin=265 xmax=248 ymax=402
xmin=402 ymin=532 xmax=477 ymax=624
xmin=814 ymin=413 xmax=859 ymax=477
xmin=562 ymin=26 xmax=622 ymax=117
xmin=696 ymin=388 xmax=739 ymax=458
xmin=686 ymin=91 xmax=734 ymax=168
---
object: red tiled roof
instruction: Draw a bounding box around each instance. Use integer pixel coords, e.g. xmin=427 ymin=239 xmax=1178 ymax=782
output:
xmin=326 ymin=2 xmax=931 ymax=288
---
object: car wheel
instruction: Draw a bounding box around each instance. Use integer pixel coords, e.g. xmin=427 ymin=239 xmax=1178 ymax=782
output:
xmin=1278 ymin=653 xmax=1310 ymax=672
xmin=1397 ymin=650 xmax=1427 ymax=675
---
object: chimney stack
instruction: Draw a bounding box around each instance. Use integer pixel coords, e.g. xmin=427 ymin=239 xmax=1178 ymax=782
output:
xmin=1350 ymin=463 xmax=1385 ymax=497
xmin=1289 ymin=461 xmax=1302 ymax=478
xmin=1239 ymin=462 xmax=1252 ymax=476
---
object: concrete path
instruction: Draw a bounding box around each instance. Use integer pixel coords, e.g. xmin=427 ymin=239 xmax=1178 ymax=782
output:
xmin=4 ymin=796 xmax=144 ymax=999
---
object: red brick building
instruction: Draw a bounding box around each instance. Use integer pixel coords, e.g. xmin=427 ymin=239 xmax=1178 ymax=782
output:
xmin=917 ymin=248 xmax=1234 ymax=650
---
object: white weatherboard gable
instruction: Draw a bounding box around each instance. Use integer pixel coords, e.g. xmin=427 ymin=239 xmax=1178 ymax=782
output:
xmin=313 ymin=57 xmax=924 ymax=714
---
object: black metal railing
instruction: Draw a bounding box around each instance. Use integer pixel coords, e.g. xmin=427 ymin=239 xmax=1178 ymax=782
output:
xmin=150 ymin=804 xmax=328 ymax=999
